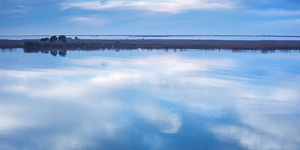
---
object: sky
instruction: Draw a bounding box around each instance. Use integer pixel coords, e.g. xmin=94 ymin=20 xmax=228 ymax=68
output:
xmin=0 ymin=0 xmax=299 ymax=35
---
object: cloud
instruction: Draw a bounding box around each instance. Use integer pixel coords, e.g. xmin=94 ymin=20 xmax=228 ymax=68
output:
xmin=1 ymin=51 xmax=300 ymax=149
xmin=212 ymin=125 xmax=282 ymax=150
xmin=69 ymin=55 xmax=233 ymax=73
xmin=212 ymin=110 xmax=300 ymax=150
xmin=0 ymin=54 xmax=233 ymax=135
xmin=0 ymin=54 xmax=234 ymax=100
xmin=0 ymin=5 xmax=30 ymax=15
xmin=90 ymin=70 xmax=144 ymax=87
xmin=69 ymin=16 xmax=108 ymax=26
xmin=136 ymin=104 xmax=182 ymax=134
xmin=279 ymin=19 xmax=300 ymax=24
xmin=247 ymin=9 xmax=300 ymax=16
xmin=61 ymin=0 xmax=236 ymax=13
xmin=0 ymin=104 xmax=37 ymax=131
xmin=259 ymin=19 xmax=300 ymax=28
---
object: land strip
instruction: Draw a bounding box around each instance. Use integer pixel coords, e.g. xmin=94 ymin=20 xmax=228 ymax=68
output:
xmin=1 ymin=39 xmax=300 ymax=51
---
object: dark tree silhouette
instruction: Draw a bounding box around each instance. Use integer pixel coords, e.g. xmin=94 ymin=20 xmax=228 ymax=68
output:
xmin=58 ymin=35 xmax=67 ymax=42
xmin=40 ymin=38 xmax=49 ymax=42
xmin=50 ymin=50 xmax=57 ymax=56
xmin=50 ymin=36 xmax=57 ymax=42
xmin=58 ymin=50 xmax=67 ymax=57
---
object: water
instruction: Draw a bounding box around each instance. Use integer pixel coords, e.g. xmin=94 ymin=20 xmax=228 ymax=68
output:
xmin=1 ymin=35 xmax=300 ymax=40
xmin=0 ymin=49 xmax=300 ymax=150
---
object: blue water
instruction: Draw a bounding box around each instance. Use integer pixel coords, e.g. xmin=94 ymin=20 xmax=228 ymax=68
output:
xmin=1 ymin=35 xmax=300 ymax=40
xmin=0 ymin=49 xmax=300 ymax=149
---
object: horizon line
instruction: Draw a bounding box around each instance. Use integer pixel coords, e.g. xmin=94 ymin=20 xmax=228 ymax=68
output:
xmin=1 ymin=34 xmax=300 ymax=37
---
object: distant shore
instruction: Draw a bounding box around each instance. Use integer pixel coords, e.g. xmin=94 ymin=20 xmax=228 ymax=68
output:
xmin=1 ymin=39 xmax=300 ymax=51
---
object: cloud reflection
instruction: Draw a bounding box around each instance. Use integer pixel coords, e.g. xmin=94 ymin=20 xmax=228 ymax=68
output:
xmin=0 ymin=51 xmax=300 ymax=149
xmin=136 ymin=103 xmax=182 ymax=134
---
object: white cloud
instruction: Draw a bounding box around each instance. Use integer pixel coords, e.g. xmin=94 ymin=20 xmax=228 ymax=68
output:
xmin=136 ymin=104 xmax=182 ymax=134
xmin=212 ymin=110 xmax=300 ymax=150
xmin=69 ymin=55 xmax=233 ymax=73
xmin=212 ymin=125 xmax=282 ymax=150
xmin=0 ymin=5 xmax=30 ymax=15
xmin=91 ymin=70 xmax=144 ymax=87
xmin=1 ymin=53 xmax=300 ymax=149
xmin=248 ymin=9 xmax=300 ymax=16
xmin=61 ymin=0 xmax=236 ymax=13
xmin=279 ymin=19 xmax=300 ymax=24
xmin=0 ymin=54 xmax=232 ymax=135
xmin=0 ymin=104 xmax=36 ymax=131
xmin=258 ymin=19 xmax=300 ymax=30
xmin=0 ymin=55 xmax=234 ymax=101
xmin=69 ymin=16 xmax=108 ymax=26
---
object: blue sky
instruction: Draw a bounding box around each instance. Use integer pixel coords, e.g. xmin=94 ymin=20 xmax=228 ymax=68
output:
xmin=0 ymin=0 xmax=299 ymax=35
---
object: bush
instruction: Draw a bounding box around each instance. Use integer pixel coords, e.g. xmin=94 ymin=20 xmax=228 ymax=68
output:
xmin=59 ymin=35 xmax=67 ymax=42
xmin=50 ymin=36 xmax=57 ymax=42
xmin=40 ymin=38 xmax=49 ymax=42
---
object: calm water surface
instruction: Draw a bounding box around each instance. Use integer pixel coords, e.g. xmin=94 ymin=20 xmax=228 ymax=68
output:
xmin=1 ymin=35 xmax=300 ymax=40
xmin=0 ymin=49 xmax=300 ymax=150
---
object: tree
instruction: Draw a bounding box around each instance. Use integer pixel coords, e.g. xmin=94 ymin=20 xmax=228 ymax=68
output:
xmin=58 ymin=50 xmax=67 ymax=57
xmin=59 ymin=35 xmax=67 ymax=42
xmin=40 ymin=38 xmax=49 ymax=42
xmin=50 ymin=36 xmax=57 ymax=42
xmin=50 ymin=50 xmax=57 ymax=56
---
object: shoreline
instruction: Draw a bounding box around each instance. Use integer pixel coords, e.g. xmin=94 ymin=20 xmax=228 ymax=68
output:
xmin=1 ymin=39 xmax=300 ymax=51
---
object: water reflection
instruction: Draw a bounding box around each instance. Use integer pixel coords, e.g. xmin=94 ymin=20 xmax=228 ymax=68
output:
xmin=23 ymin=49 xmax=67 ymax=57
xmin=21 ymin=49 xmax=300 ymax=57
xmin=0 ymin=49 xmax=300 ymax=149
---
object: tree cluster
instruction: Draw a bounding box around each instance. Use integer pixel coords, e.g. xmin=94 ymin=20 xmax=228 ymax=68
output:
xmin=58 ymin=35 xmax=67 ymax=42
xmin=40 ymin=38 xmax=49 ymax=42
xmin=50 ymin=36 xmax=57 ymax=42
xmin=40 ymin=35 xmax=67 ymax=42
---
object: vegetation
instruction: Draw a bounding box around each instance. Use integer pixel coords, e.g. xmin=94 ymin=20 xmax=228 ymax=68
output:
xmin=40 ymin=38 xmax=49 ymax=42
xmin=2 ymin=39 xmax=300 ymax=55
xmin=50 ymin=36 xmax=57 ymax=42
xmin=22 ymin=39 xmax=300 ymax=52
xmin=59 ymin=35 xmax=67 ymax=42
xmin=40 ymin=35 xmax=67 ymax=43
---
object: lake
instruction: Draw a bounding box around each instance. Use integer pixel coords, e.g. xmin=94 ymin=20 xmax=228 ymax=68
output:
xmin=0 ymin=49 xmax=300 ymax=149
xmin=1 ymin=35 xmax=300 ymax=40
